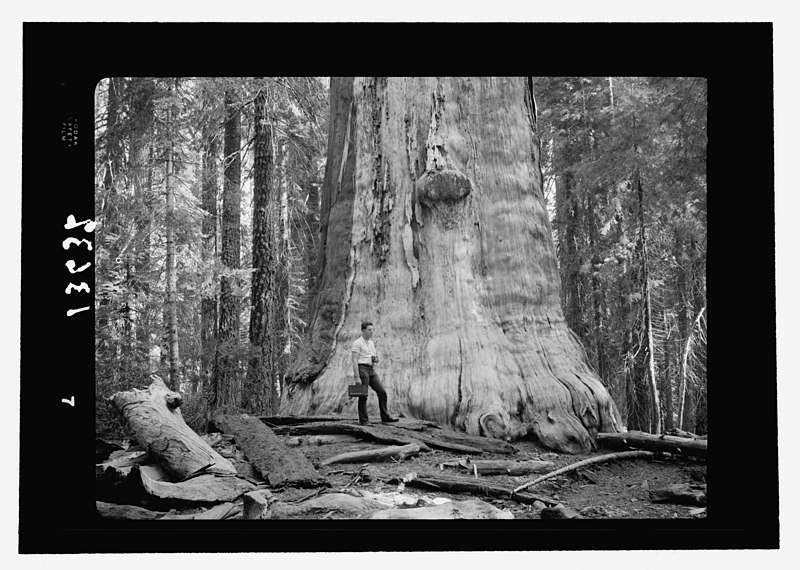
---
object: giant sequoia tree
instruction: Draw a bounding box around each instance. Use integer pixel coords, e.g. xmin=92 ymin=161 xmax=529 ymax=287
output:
xmin=281 ymin=77 xmax=622 ymax=453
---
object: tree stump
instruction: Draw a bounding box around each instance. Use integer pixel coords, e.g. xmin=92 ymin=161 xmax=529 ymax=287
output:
xmin=111 ymin=376 xmax=236 ymax=479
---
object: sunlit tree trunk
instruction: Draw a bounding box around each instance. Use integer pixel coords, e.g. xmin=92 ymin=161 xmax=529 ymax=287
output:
xmin=244 ymin=86 xmax=274 ymax=414
xmin=282 ymin=77 xmax=621 ymax=453
xmin=212 ymin=89 xmax=242 ymax=411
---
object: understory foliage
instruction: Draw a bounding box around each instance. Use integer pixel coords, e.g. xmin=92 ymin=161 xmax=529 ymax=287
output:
xmin=535 ymin=77 xmax=707 ymax=434
xmin=95 ymin=77 xmax=328 ymax=436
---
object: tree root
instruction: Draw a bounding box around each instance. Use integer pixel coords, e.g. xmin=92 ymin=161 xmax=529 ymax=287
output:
xmin=512 ymin=450 xmax=654 ymax=494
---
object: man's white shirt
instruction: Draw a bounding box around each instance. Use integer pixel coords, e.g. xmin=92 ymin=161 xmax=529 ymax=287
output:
xmin=352 ymin=336 xmax=376 ymax=364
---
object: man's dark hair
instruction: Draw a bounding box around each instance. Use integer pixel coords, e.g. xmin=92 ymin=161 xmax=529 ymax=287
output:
xmin=361 ymin=321 xmax=373 ymax=331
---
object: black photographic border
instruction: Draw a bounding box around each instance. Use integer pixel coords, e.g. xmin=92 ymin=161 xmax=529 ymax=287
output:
xmin=20 ymin=22 xmax=777 ymax=553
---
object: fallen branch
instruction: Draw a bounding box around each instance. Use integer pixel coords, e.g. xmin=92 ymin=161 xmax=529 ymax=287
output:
xmin=321 ymin=443 xmax=421 ymax=466
xmin=370 ymin=499 xmax=513 ymax=519
xmin=512 ymin=450 xmax=654 ymax=494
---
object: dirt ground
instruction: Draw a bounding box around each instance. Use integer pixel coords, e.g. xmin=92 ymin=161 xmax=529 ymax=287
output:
xmin=271 ymin=422 xmax=707 ymax=520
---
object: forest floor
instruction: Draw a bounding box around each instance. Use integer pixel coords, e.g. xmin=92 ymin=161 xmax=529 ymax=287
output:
xmin=269 ymin=419 xmax=707 ymax=520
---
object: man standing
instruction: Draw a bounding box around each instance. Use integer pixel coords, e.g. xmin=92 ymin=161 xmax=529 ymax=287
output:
xmin=352 ymin=321 xmax=398 ymax=425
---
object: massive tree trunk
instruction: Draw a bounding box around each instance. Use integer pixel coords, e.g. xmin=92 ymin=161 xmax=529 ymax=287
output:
xmin=281 ymin=77 xmax=622 ymax=453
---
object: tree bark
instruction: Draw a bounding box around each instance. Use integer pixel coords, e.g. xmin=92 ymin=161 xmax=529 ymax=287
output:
xmin=213 ymin=89 xmax=243 ymax=411
xmin=132 ymin=465 xmax=255 ymax=504
xmin=210 ymin=413 xmax=325 ymax=487
xmin=111 ymin=376 xmax=237 ymax=478
xmin=596 ymin=430 xmax=707 ymax=458
xmin=282 ymin=77 xmax=621 ymax=453
xmin=244 ymin=85 xmax=275 ymax=414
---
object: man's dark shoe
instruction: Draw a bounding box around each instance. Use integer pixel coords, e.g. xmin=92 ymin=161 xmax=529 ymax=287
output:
xmin=381 ymin=417 xmax=399 ymax=423
xmin=359 ymin=420 xmax=369 ymax=425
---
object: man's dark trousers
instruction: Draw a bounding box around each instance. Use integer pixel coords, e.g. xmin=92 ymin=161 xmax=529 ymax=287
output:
xmin=357 ymin=363 xmax=391 ymax=422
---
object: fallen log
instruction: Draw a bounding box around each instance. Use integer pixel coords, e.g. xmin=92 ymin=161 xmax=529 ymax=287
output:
xmin=159 ymin=502 xmax=242 ymax=520
xmin=276 ymin=422 xmax=432 ymax=451
xmin=389 ymin=473 xmax=559 ymax=506
xmin=649 ymin=483 xmax=707 ymax=506
xmin=370 ymin=498 xmax=514 ymax=519
xmin=512 ymin=450 xmax=655 ymax=494
xmin=211 ymin=413 xmax=326 ymax=488
xmin=259 ymin=414 xmax=347 ymax=426
xmin=243 ymin=490 xmax=386 ymax=519
xmin=458 ymin=459 xmax=554 ymax=476
xmin=132 ymin=465 xmax=256 ymax=504
xmin=665 ymin=428 xmax=703 ymax=439
xmin=111 ymin=377 xmax=237 ymax=478
xmin=96 ymin=501 xmax=167 ymax=520
xmin=597 ymin=431 xmax=707 ymax=458
xmin=321 ymin=443 xmax=421 ymax=466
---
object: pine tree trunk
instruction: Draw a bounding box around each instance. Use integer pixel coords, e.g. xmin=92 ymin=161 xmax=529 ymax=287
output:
xmin=244 ymin=87 xmax=274 ymax=414
xmin=213 ymin=89 xmax=243 ymax=411
xmin=164 ymin=80 xmax=181 ymax=391
xmin=200 ymin=119 xmax=219 ymax=393
xmin=281 ymin=77 xmax=621 ymax=453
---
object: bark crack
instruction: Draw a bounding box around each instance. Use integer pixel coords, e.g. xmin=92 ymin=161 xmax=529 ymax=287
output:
xmin=451 ymin=337 xmax=464 ymax=427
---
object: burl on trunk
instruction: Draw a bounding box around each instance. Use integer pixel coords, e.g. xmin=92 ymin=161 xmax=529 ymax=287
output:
xmin=281 ymin=77 xmax=622 ymax=453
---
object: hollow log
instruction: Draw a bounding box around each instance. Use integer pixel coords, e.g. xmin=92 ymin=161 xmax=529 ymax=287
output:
xmin=370 ymin=499 xmax=514 ymax=519
xmin=111 ymin=377 xmax=236 ymax=478
xmin=132 ymin=465 xmax=256 ymax=504
xmin=321 ymin=443 xmax=421 ymax=466
xmin=243 ymin=490 xmax=386 ymax=519
xmin=597 ymin=431 xmax=707 ymax=458
xmin=96 ymin=501 xmax=167 ymax=520
xmin=211 ymin=413 xmax=326 ymax=488
xmin=390 ymin=473 xmax=559 ymax=506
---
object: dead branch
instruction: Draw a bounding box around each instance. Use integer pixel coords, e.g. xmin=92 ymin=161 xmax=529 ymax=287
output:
xmin=512 ymin=450 xmax=654 ymax=494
